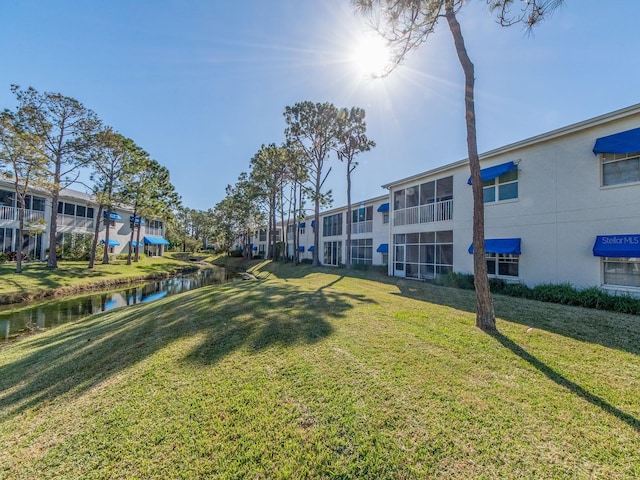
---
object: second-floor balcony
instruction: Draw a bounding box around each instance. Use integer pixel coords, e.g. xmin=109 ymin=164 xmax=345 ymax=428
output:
xmin=351 ymin=220 xmax=373 ymax=234
xmin=145 ymin=226 xmax=163 ymax=236
xmin=0 ymin=205 xmax=46 ymax=223
xmin=58 ymin=214 xmax=94 ymax=230
xmin=393 ymin=199 xmax=453 ymax=227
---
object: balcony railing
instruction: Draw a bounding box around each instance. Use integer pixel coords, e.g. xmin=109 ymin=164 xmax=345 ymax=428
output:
xmin=59 ymin=214 xmax=94 ymax=230
xmin=393 ymin=199 xmax=453 ymax=226
xmin=145 ymin=227 xmax=163 ymax=236
xmin=351 ymin=220 xmax=373 ymax=234
xmin=0 ymin=205 xmax=15 ymax=221
xmin=0 ymin=206 xmax=46 ymax=223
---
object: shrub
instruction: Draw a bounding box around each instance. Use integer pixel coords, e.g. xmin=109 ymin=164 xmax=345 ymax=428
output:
xmin=531 ymin=283 xmax=579 ymax=305
xmin=429 ymin=273 xmax=640 ymax=315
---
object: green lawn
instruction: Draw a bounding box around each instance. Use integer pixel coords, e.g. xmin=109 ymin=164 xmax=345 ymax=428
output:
xmin=0 ymin=255 xmax=196 ymax=304
xmin=1 ymin=260 xmax=639 ymax=479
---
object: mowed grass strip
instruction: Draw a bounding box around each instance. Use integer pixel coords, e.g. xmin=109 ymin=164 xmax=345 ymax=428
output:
xmin=0 ymin=260 xmax=639 ymax=479
xmin=0 ymin=255 xmax=194 ymax=303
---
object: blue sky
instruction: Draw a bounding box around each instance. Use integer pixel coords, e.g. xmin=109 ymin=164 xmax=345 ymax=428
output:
xmin=1 ymin=1 xmax=639 ymax=211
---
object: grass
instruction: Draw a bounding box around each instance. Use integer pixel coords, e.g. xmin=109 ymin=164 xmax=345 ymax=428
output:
xmin=0 ymin=254 xmax=197 ymax=304
xmin=0 ymin=260 xmax=639 ymax=478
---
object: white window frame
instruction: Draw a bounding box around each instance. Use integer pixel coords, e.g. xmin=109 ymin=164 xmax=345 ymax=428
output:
xmin=602 ymin=257 xmax=640 ymax=289
xmin=486 ymin=253 xmax=520 ymax=279
xmin=483 ymin=169 xmax=518 ymax=204
xmin=601 ymin=152 xmax=640 ymax=187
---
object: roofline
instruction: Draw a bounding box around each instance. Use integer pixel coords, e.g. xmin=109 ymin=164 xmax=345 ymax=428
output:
xmin=309 ymin=193 xmax=389 ymax=219
xmin=382 ymin=102 xmax=640 ymax=189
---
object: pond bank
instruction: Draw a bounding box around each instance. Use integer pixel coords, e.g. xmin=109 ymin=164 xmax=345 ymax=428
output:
xmin=0 ymin=261 xmax=202 ymax=307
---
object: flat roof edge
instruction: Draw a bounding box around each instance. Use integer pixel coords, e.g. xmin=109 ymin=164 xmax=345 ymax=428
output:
xmin=382 ymin=102 xmax=640 ymax=189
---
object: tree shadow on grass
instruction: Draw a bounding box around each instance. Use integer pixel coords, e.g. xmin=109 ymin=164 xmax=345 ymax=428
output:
xmin=488 ymin=330 xmax=640 ymax=432
xmin=392 ymin=279 xmax=640 ymax=357
xmin=0 ymin=277 xmax=368 ymax=420
xmin=183 ymin=276 xmax=376 ymax=365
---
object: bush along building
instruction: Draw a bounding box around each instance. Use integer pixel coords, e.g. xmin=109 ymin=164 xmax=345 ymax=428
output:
xmin=0 ymin=182 xmax=170 ymax=261
xmin=254 ymin=103 xmax=640 ymax=296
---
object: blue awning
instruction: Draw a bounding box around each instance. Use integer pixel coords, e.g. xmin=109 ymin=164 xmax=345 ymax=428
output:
xmin=467 ymin=161 xmax=517 ymax=185
xmin=131 ymin=240 xmax=141 ymax=248
xmin=298 ymin=246 xmax=305 ymax=252
xmin=376 ymin=243 xmax=389 ymax=253
xmin=468 ymin=238 xmax=521 ymax=255
xmin=299 ymin=222 xmax=306 ymax=228
xmin=143 ymin=236 xmax=170 ymax=246
xmin=593 ymin=234 xmax=640 ymax=257
xmin=100 ymin=239 xmax=120 ymax=247
xmin=129 ymin=215 xmax=145 ymax=225
xmin=311 ymin=220 xmax=316 ymax=228
xmin=252 ymin=246 xmax=258 ymax=251
xmin=593 ymin=127 xmax=640 ymax=155
xmin=103 ymin=211 xmax=122 ymax=220
xmin=377 ymin=203 xmax=389 ymax=212
xmin=308 ymin=245 xmax=315 ymax=252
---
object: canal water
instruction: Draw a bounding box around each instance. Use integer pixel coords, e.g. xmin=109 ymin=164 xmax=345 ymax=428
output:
xmin=0 ymin=267 xmax=235 ymax=344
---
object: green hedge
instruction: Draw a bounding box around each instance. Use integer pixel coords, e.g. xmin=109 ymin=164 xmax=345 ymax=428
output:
xmin=433 ymin=272 xmax=640 ymax=315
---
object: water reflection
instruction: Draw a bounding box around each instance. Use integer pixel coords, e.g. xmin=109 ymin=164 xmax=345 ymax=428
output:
xmin=0 ymin=268 xmax=233 ymax=344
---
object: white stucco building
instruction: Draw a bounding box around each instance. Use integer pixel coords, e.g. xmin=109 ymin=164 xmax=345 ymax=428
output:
xmin=384 ymin=103 xmax=640 ymax=294
xmin=0 ymin=181 xmax=170 ymax=259
xmin=257 ymin=103 xmax=640 ymax=295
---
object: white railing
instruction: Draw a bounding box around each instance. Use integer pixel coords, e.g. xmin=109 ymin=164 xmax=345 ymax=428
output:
xmin=145 ymin=227 xmax=163 ymax=236
xmin=351 ymin=220 xmax=373 ymax=234
xmin=0 ymin=205 xmax=15 ymax=221
xmin=0 ymin=206 xmax=46 ymax=223
xmin=393 ymin=199 xmax=453 ymax=226
xmin=23 ymin=210 xmax=46 ymax=222
xmin=59 ymin=214 xmax=94 ymax=230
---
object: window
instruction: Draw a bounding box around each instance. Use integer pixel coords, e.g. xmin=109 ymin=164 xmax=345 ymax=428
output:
xmin=0 ymin=190 xmax=14 ymax=207
xmin=76 ymin=205 xmax=86 ymax=217
xmin=405 ymin=186 xmax=419 ymax=208
xmin=64 ymin=202 xmax=76 ymax=216
xmin=149 ymin=220 xmax=163 ymax=230
xmin=351 ymin=206 xmax=373 ymax=233
xmin=299 ymin=226 xmax=305 ymax=235
xmin=383 ymin=212 xmax=389 ymax=224
xmin=602 ymin=152 xmax=640 ymax=187
xmin=393 ymin=189 xmax=405 ymax=210
xmin=484 ymin=169 xmax=518 ymax=203
xmin=350 ymin=238 xmax=372 ymax=265
xmin=487 ymin=253 xmax=519 ymax=277
xmin=86 ymin=207 xmax=94 ymax=219
xmin=603 ymin=257 xmax=640 ymax=288
xmin=259 ymin=229 xmax=267 ymax=242
xmin=0 ymin=228 xmax=14 ymax=252
xmin=31 ymin=196 xmax=45 ymax=211
xmin=393 ymin=230 xmax=453 ymax=279
xmin=323 ymin=240 xmax=342 ymax=266
xmin=322 ymin=213 xmax=342 ymax=237
xmin=351 ymin=206 xmax=373 ymax=223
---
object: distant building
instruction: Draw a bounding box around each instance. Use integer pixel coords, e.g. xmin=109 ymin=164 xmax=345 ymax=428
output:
xmin=0 ymin=181 xmax=170 ymax=259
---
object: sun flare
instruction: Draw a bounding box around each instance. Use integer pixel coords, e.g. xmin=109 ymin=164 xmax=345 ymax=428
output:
xmin=351 ymin=32 xmax=392 ymax=78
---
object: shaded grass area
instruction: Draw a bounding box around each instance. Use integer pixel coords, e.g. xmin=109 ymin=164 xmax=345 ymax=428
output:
xmin=1 ymin=261 xmax=639 ymax=478
xmin=0 ymin=256 xmax=195 ymax=304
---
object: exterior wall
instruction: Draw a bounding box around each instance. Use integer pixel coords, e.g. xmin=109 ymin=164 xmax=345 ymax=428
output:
xmin=385 ymin=106 xmax=640 ymax=294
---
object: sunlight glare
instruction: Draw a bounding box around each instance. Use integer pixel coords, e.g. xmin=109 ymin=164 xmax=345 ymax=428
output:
xmin=351 ymin=32 xmax=392 ymax=78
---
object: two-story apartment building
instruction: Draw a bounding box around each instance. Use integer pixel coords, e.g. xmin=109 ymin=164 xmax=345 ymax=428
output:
xmin=384 ymin=103 xmax=640 ymax=294
xmin=0 ymin=180 xmax=170 ymax=259
xmin=255 ymin=103 xmax=640 ymax=295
